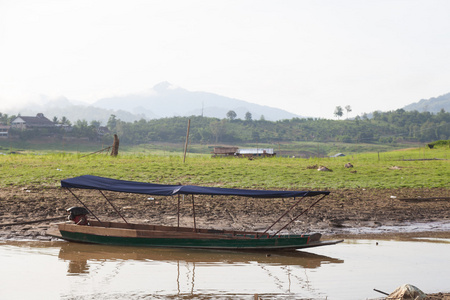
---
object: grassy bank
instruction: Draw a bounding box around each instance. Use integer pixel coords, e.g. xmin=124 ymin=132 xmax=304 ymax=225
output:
xmin=0 ymin=139 xmax=424 ymax=156
xmin=1 ymin=146 xmax=448 ymax=189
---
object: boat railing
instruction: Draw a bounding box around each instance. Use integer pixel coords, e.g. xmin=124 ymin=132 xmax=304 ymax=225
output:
xmin=88 ymin=220 xmax=271 ymax=238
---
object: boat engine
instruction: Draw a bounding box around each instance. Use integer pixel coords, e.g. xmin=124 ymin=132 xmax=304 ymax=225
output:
xmin=67 ymin=206 xmax=89 ymax=225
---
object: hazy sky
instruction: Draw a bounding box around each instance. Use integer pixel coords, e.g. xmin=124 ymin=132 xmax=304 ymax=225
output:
xmin=1 ymin=0 xmax=450 ymax=118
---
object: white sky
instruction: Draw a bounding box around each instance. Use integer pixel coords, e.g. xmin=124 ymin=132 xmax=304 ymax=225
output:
xmin=1 ymin=0 xmax=450 ymax=118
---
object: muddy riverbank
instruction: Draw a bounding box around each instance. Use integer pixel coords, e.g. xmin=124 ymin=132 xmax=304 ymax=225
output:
xmin=1 ymin=186 xmax=449 ymax=240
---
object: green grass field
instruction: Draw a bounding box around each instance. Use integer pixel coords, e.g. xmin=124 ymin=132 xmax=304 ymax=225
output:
xmin=1 ymin=145 xmax=448 ymax=189
xmin=0 ymin=138 xmax=427 ymax=156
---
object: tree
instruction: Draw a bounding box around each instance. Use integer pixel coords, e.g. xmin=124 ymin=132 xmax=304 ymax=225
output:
xmin=226 ymin=110 xmax=237 ymax=121
xmin=245 ymin=111 xmax=252 ymax=122
xmin=210 ymin=120 xmax=226 ymax=143
xmin=373 ymin=111 xmax=381 ymax=121
xmin=334 ymin=106 xmax=344 ymax=119
xmin=61 ymin=116 xmax=71 ymax=126
xmin=362 ymin=113 xmax=369 ymax=121
xmin=107 ymin=114 xmax=117 ymax=131
xmin=345 ymin=105 xmax=352 ymax=119
xmin=0 ymin=113 xmax=9 ymax=124
xmin=251 ymin=130 xmax=260 ymax=141
xmin=90 ymin=120 xmax=101 ymax=129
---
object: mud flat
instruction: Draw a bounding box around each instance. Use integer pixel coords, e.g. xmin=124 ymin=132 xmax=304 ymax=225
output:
xmin=1 ymin=186 xmax=449 ymax=240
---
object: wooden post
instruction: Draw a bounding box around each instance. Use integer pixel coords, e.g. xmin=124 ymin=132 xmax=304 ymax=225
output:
xmin=183 ymin=119 xmax=191 ymax=163
xmin=111 ymin=134 xmax=120 ymax=156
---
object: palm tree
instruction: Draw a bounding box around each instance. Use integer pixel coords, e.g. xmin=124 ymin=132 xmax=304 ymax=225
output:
xmin=345 ymin=105 xmax=352 ymax=119
xmin=334 ymin=106 xmax=343 ymax=119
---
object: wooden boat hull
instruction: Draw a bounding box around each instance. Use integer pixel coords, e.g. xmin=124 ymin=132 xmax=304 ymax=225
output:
xmin=55 ymin=222 xmax=343 ymax=250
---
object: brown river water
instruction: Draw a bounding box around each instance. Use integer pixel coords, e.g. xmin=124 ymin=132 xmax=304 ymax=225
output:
xmin=1 ymin=237 xmax=449 ymax=299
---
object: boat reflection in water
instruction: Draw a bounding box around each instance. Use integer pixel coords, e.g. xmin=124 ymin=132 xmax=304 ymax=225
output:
xmin=58 ymin=242 xmax=343 ymax=298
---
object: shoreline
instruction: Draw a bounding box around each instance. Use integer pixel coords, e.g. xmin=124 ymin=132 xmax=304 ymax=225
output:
xmin=2 ymin=226 xmax=450 ymax=242
xmin=1 ymin=186 xmax=449 ymax=241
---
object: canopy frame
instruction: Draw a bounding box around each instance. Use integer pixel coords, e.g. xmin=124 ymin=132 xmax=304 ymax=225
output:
xmin=268 ymin=193 xmax=328 ymax=238
xmin=98 ymin=190 xmax=129 ymax=224
xmin=65 ymin=188 xmax=104 ymax=226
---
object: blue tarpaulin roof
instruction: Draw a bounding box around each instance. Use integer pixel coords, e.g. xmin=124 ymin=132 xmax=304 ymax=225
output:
xmin=61 ymin=175 xmax=329 ymax=198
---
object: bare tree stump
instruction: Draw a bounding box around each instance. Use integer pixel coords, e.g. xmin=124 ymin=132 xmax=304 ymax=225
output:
xmin=110 ymin=134 xmax=119 ymax=156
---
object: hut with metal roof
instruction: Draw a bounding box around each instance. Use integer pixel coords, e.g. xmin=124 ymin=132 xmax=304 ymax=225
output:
xmin=236 ymin=148 xmax=275 ymax=158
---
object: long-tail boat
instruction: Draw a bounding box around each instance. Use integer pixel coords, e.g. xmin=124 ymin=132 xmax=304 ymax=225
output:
xmin=49 ymin=175 xmax=343 ymax=250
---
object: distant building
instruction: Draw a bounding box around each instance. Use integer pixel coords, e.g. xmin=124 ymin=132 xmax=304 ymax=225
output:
xmin=212 ymin=146 xmax=275 ymax=158
xmin=11 ymin=113 xmax=55 ymax=130
xmin=212 ymin=147 xmax=239 ymax=157
xmin=236 ymin=148 xmax=275 ymax=158
xmin=0 ymin=125 xmax=10 ymax=138
xmin=54 ymin=123 xmax=73 ymax=132
xmin=97 ymin=126 xmax=110 ymax=136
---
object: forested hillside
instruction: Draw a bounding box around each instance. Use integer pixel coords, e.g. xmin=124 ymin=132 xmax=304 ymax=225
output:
xmin=1 ymin=109 xmax=449 ymax=145
xmin=108 ymin=109 xmax=450 ymax=144
xmin=403 ymin=92 xmax=450 ymax=113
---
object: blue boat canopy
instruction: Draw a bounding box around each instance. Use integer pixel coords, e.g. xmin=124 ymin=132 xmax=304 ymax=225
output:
xmin=61 ymin=175 xmax=329 ymax=199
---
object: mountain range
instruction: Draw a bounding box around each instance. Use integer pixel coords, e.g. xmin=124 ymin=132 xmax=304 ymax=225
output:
xmin=92 ymin=82 xmax=301 ymax=121
xmin=6 ymin=82 xmax=300 ymax=124
xmin=403 ymin=92 xmax=450 ymax=113
xmin=3 ymin=82 xmax=449 ymax=125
